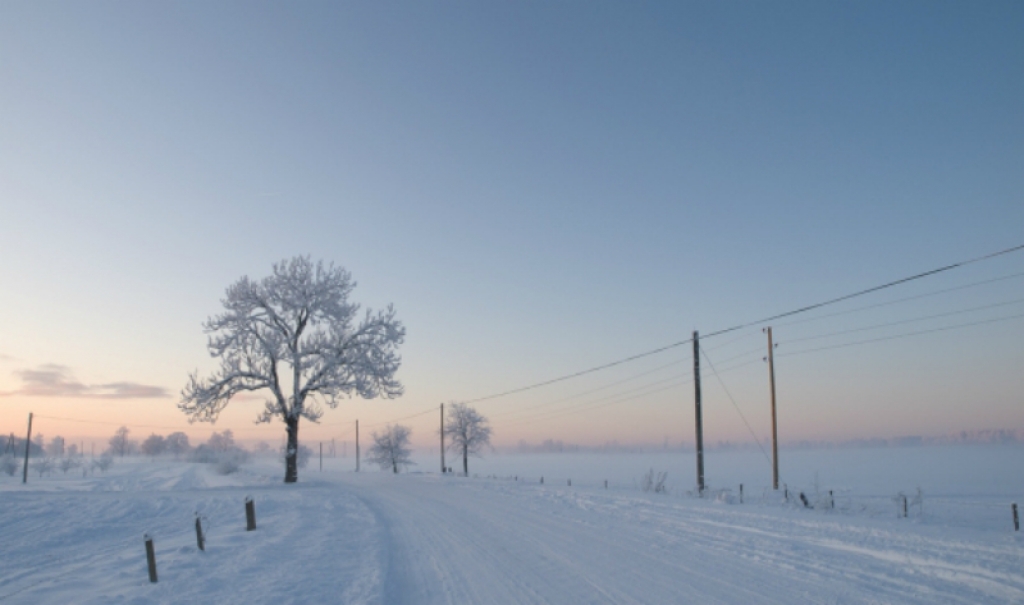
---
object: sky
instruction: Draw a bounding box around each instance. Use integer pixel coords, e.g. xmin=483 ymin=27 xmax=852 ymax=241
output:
xmin=1 ymin=1 xmax=1022 ymax=453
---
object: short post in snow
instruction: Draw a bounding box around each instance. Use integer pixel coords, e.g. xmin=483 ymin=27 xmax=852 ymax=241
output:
xmin=604 ymin=479 xmax=608 ymax=489
xmin=245 ymin=496 xmax=256 ymax=531
xmin=902 ymin=494 xmax=908 ymax=518
xmin=144 ymin=534 xmax=158 ymax=583
xmin=540 ymin=476 xmax=544 ymax=484
xmin=1013 ymin=502 xmax=1019 ymax=531
xmin=739 ymin=483 xmax=743 ymax=504
xmin=567 ymin=479 xmax=571 ymax=487
xmin=195 ymin=514 xmax=205 ymax=551
xmin=829 ymin=490 xmax=834 ymax=510
xmin=22 ymin=412 xmax=33 ymax=484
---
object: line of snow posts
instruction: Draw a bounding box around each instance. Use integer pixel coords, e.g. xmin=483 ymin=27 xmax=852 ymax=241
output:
xmin=142 ymin=496 xmax=257 ymax=584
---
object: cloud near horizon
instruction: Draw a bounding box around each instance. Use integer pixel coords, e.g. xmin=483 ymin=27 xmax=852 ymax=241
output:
xmin=0 ymin=364 xmax=170 ymax=399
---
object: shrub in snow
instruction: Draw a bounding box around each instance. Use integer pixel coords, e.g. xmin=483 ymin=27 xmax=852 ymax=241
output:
xmin=58 ymin=456 xmax=81 ymax=474
xmin=213 ymin=449 xmax=249 ymax=475
xmin=640 ymin=469 xmax=668 ymax=494
xmin=31 ymin=457 xmax=55 ymax=477
xmin=93 ymin=452 xmax=114 ymax=472
xmin=1 ymin=454 xmax=18 ymax=476
xmin=190 ymin=431 xmax=249 ymax=473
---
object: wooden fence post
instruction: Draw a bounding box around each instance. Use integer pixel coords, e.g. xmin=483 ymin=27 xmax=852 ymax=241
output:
xmin=245 ymin=496 xmax=256 ymax=531
xmin=1013 ymin=502 xmax=1019 ymax=531
xmin=195 ymin=514 xmax=205 ymax=551
xmin=144 ymin=534 xmax=158 ymax=583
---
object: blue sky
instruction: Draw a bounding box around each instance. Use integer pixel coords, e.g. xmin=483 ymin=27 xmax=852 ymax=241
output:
xmin=1 ymin=1 xmax=1022 ymax=449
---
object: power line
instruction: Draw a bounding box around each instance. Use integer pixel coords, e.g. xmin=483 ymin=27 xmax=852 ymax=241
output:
xmin=699 ymin=347 xmax=772 ymax=468
xmin=460 ymin=243 xmax=1024 ymax=404
xmin=774 ymin=270 xmax=1024 ymax=329
xmin=499 ymin=378 xmax=691 ymax=429
xmin=780 ymin=297 xmax=1024 ymax=345
xmin=33 ymin=414 xmax=197 ymax=432
xmin=701 ymin=243 xmax=1024 ymax=339
xmin=779 ymin=311 xmax=1024 ymax=358
xmin=359 ymin=406 xmax=437 ymax=429
xmin=485 ymin=357 xmax=684 ymax=418
xmin=463 ymin=338 xmax=693 ymax=404
xmin=495 ymin=372 xmax=687 ymax=423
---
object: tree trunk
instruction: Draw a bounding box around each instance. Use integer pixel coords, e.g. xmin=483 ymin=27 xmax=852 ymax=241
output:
xmin=285 ymin=417 xmax=299 ymax=483
xmin=463 ymin=444 xmax=468 ymax=476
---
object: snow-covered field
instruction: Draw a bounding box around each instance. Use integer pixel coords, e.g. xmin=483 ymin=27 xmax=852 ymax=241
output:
xmin=2 ymin=447 xmax=1023 ymax=604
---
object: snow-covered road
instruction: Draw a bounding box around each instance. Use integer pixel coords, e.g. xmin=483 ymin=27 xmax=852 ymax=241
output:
xmin=2 ymin=461 xmax=1022 ymax=604
xmin=344 ymin=473 xmax=1024 ymax=605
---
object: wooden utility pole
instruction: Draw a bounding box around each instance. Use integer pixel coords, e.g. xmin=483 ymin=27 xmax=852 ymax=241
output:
xmin=440 ymin=403 xmax=445 ymax=474
xmin=355 ymin=420 xmax=360 ymax=472
xmin=766 ymin=327 xmax=780 ymax=490
xmin=693 ymin=332 xmax=705 ymax=495
xmin=22 ymin=413 xmax=33 ymax=484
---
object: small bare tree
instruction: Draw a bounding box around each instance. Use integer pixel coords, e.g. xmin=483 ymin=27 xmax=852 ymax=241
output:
xmin=366 ymin=424 xmax=414 ymax=474
xmin=179 ymin=257 xmax=405 ymax=483
xmin=444 ymin=403 xmax=492 ymax=476
xmin=109 ymin=426 xmax=131 ymax=457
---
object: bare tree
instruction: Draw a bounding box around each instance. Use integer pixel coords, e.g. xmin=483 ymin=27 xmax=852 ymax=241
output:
xmin=165 ymin=432 xmax=190 ymax=458
xmin=141 ymin=434 xmax=166 ymax=457
xmin=445 ymin=403 xmax=492 ymax=476
xmin=366 ymin=424 xmax=414 ymax=474
xmin=180 ymin=257 xmax=405 ymax=483
xmin=109 ymin=426 xmax=131 ymax=457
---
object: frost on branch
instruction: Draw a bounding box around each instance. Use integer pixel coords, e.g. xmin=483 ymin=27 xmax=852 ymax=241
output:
xmin=179 ymin=257 xmax=405 ymax=482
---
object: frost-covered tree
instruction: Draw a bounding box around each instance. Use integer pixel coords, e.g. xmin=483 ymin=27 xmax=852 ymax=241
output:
xmin=0 ymin=454 xmax=18 ymax=477
xmin=180 ymin=257 xmax=405 ymax=483
xmin=366 ymin=424 xmax=414 ymax=474
xmin=165 ymin=432 xmax=190 ymax=458
xmin=141 ymin=434 xmax=166 ymax=457
xmin=109 ymin=426 xmax=131 ymax=457
xmin=445 ymin=403 xmax=492 ymax=476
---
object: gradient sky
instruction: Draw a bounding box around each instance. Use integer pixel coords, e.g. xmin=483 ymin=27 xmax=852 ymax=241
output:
xmin=1 ymin=1 xmax=1022 ymax=451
